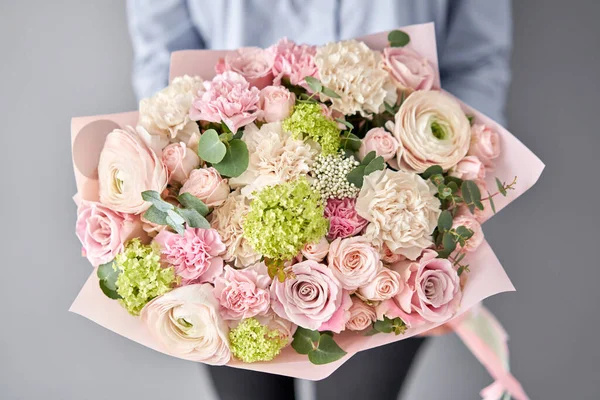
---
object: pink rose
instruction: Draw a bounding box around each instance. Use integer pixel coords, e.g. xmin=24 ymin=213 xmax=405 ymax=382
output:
xmin=452 ymin=214 xmax=484 ymax=253
xmin=154 ymin=228 xmax=226 ymax=284
xmin=258 ymin=86 xmax=295 ymax=123
xmin=383 ymin=47 xmax=437 ymax=91
xmin=328 ymin=236 xmax=381 ymax=290
xmin=358 ymin=127 xmax=399 ymax=163
xmin=346 ymin=297 xmax=377 ymax=332
xmin=189 ymin=71 xmax=260 ymax=133
xmin=270 ymin=260 xmax=343 ymax=330
xmin=180 ymin=167 xmax=230 ymax=207
xmin=270 ymin=38 xmax=319 ymax=86
xmin=318 ymin=290 xmax=352 ymax=333
xmin=324 ymin=197 xmax=369 ymax=240
xmin=215 ymin=47 xmax=275 ymax=89
xmin=380 ymin=243 xmax=407 ymax=264
xmin=449 ymin=155 xmax=486 ymax=181
xmin=469 ymin=124 xmax=501 ymax=169
xmin=162 ymin=142 xmax=201 ymax=184
xmin=380 ymin=250 xmax=462 ymax=325
xmin=301 ymin=237 xmax=330 ymax=262
xmin=357 ymin=267 xmax=403 ymax=301
xmin=213 ymin=264 xmax=271 ymax=320
xmin=75 ymin=201 xmax=139 ymax=266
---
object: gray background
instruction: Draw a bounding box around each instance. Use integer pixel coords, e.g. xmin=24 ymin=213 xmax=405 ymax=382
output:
xmin=1 ymin=1 xmax=598 ymax=399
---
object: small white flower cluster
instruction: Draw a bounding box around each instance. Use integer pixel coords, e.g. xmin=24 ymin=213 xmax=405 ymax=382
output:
xmin=311 ymin=151 xmax=360 ymax=201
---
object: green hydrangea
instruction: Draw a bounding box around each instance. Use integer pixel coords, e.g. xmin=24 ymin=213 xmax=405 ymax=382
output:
xmin=243 ymin=178 xmax=329 ymax=260
xmin=114 ymin=239 xmax=177 ymax=316
xmin=229 ymin=318 xmax=289 ymax=363
xmin=282 ymin=102 xmax=341 ymax=155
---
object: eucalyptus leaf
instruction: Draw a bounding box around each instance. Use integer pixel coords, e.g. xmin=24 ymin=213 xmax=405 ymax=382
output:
xmin=462 ymin=180 xmax=483 ymax=211
xmin=292 ymin=327 xmax=320 ymax=355
xmin=321 ymin=86 xmax=341 ymax=99
xmin=166 ymin=214 xmax=185 ymax=236
xmin=346 ymin=165 xmax=366 ymax=187
xmin=177 ymin=208 xmax=210 ymax=229
xmin=456 ymin=226 xmax=474 ymax=240
xmin=340 ymin=132 xmax=361 ymax=151
xmin=308 ymin=334 xmax=347 ymax=365
xmin=441 ymin=232 xmax=457 ymax=256
xmin=361 ymin=151 xmax=377 ymax=166
xmin=388 ymin=30 xmax=410 ymax=47
xmin=198 ymin=129 xmax=227 ymax=164
xmin=421 ymin=165 xmax=443 ymax=180
xmin=336 ymin=118 xmax=354 ymax=131
xmin=142 ymin=190 xmax=174 ymax=212
xmin=167 ymin=209 xmax=185 ymax=226
xmin=488 ymin=192 xmax=497 ymax=214
xmin=438 ymin=210 xmax=453 ymax=232
xmin=496 ymin=177 xmax=507 ymax=196
xmin=373 ymin=318 xmax=393 ymax=333
xmin=364 ymin=156 xmax=385 ymax=176
xmin=97 ymin=261 xmax=121 ymax=300
xmin=177 ymin=192 xmax=210 ymax=216
xmin=213 ymin=139 xmax=249 ymax=178
xmin=99 ymin=280 xmax=121 ymax=300
xmin=143 ymin=205 xmax=168 ymax=225
xmin=304 ymin=76 xmax=322 ymax=93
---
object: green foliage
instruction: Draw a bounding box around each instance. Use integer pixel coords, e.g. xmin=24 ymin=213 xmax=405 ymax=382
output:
xmin=197 ymin=129 xmax=227 ymax=164
xmin=292 ymin=327 xmax=347 ymax=365
xmin=177 ymin=193 xmax=209 ymax=216
xmin=212 ymin=139 xmax=249 ymax=178
xmin=437 ymin=210 xmax=453 ymax=232
xmin=462 ymin=180 xmax=484 ymax=213
xmin=346 ymin=151 xmax=385 ymax=188
xmin=304 ymin=76 xmax=341 ymax=99
xmin=388 ymin=30 xmax=410 ymax=47
xmin=372 ymin=316 xmax=407 ymax=335
xmin=97 ymin=261 xmax=121 ymax=299
xmin=340 ymin=132 xmax=361 ymax=152
xmin=143 ymin=190 xmax=211 ymax=235
xmin=421 ymin=165 xmax=443 ymax=180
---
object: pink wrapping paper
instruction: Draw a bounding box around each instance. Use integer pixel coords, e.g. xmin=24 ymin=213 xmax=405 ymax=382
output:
xmin=70 ymin=23 xmax=544 ymax=382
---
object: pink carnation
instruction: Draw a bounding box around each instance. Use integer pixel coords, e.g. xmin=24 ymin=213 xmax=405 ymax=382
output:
xmin=270 ymin=38 xmax=319 ymax=86
xmin=189 ymin=71 xmax=260 ymax=133
xmin=324 ymin=197 xmax=369 ymax=240
xmin=215 ymin=47 xmax=275 ymax=89
xmin=213 ymin=264 xmax=271 ymax=320
xmin=154 ymin=228 xmax=226 ymax=284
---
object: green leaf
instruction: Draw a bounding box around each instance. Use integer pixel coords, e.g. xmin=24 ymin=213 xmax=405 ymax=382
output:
xmin=336 ymin=118 xmax=354 ymax=131
xmin=213 ymin=139 xmax=249 ymax=178
xmin=143 ymin=205 xmax=168 ymax=225
xmin=421 ymin=165 xmax=443 ymax=179
xmin=198 ymin=129 xmax=227 ymax=164
xmin=308 ymin=334 xmax=347 ymax=365
xmin=292 ymin=327 xmax=320 ymax=355
xmin=364 ymin=328 xmax=380 ymax=336
xmin=232 ymin=130 xmax=244 ymax=140
xmin=340 ymin=132 xmax=361 ymax=152
xmin=177 ymin=208 xmax=210 ymax=229
xmin=438 ymin=232 xmax=457 ymax=258
xmin=304 ymin=76 xmax=322 ymax=93
xmin=99 ymin=279 xmax=121 ymax=299
xmin=177 ymin=192 xmax=210 ymax=216
xmin=388 ymin=30 xmax=410 ymax=47
xmin=364 ymin=156 xmax=385 ymax=176
xmin=166 ymin=211 xmax=185 ymax=235
xmin=438 ymin=210 xmax=453 ymax=232
xmin=456 ymin=226 xmax=474 ymax=240
xmin=373 ymin=318 xmax=393 ymax=334
xmin=321 ymin=86 xmax=341 ymax=99
xmin=347 ymin=165 xmax=366 ymax=188
xmin=488 ymin=192 xmax=497 ymax=214
xmin=384 ymin=101 xmax=396 ymax=115
xmin=167 ymin=209 xmax=185 ymax=225
xmin=462 ymin=180 xmax=483 ymax=211
xmin=361 ymin=151 xmax=377 ymax=166
xmin=438 ymin=184 xmax=452 ymax=199
xmin=445 ymin=175 xmax=463 ymax=186
xmin=467 ymin=115 xmax=475 ymax=126
xmin=496 ymin=177 xmax=507 ymax=196
xmin=447 ymin=181 xmax=459 ymax=194
xmin=97 ymin=261 xmax=121 ymax=300
xmin=142 ymin=190 xmax=174 ymax=212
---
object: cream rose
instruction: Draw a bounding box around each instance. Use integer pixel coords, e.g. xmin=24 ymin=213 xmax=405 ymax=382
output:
xmin=180 ymin=167 xmax=230 ymax=207
xmin=356 ymin=169 xmax=441 ymax=260
xmin=258 ymin=86 xmax=295 ymax=123
xmin=452 ymin=213 xmax=484 ymax=253
xmin=358 ymin=127 xmax=399 ymax=163
xmin=345 ymin=297 xmax=377 ymax=331
xmin=393 ymin=91 xmax=471 ymax=172
xmin=162 ymin=142 xmax=201 ymax=184
xmin=98 ymin=126 xmax=168 ymax=214
xmin=449 ymin=155 xmax=485 ymax=181
xmin=301 ymin=237 xmax=330 ymax=262
xmin=357 ymin=267 xmax=403 ymax=302
xmin=141 ymin=284 xmax=231 ymax=365
xmin=328 ymin=236 xmax=381 ymax=291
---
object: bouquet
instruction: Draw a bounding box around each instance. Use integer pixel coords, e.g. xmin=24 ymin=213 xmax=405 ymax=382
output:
xmin=70 ymin=23 xmax=543 ymax=399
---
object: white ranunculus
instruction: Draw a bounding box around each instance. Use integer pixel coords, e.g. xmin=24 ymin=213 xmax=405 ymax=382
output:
xmin=393 ymin=91 xmax=471 ymax=172
xmin=315 ymin=40 xmax=397 ymax=116
xmin=355 ymin=169 xmax=441 ymax=260
xmin=98 ymin=126 xmax=168 ymax=214
xmin=230 ymin=122 xmax=316 ymax=197
xmin=139 ymin=75 xmax=203 ymax=151
xmin=141 ymin=284 xmax=231 ymax=365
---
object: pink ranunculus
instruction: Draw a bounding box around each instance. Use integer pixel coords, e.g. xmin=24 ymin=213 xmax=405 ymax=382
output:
xmin=189 ymin=71 xmax=260 ymax=133
xmin=383 ymin=46 xmax=437 ymax=91
xmin=324 ymin=197 xmax=369 ymax=240
xmin=213 ymin=264 xmax=271 ymax=320
xmin=270 ymin=260 xmax=343 ymax=330
xmin=180 ymin=167 xmax=230 ymax=208
xmin=328 ymin=236 xmax=381 ymax=291
xmin=162 ymin=142 xmax=201 ymax=184
xmin=358 ymin=127 xmax=400 ymax=163
xmin=469 ymin=124 xmax=501 ymax=169
xmin=452 ymin=214 xmax=484 ymax=253
xmin=215 ymin=47 xmax=275 ymax=89
xmin=75 ymin=201 xmax=139 ymax=266
xmin=357 ymin=267 xmax=403 ymax=302
xmin=301 ymin=237 xmax=330 ymax=262
xmin=258 ymin=86 xmax=295 ymax=123
xmin=449 ymin=155 xmax=486 ymax=181
xmin=318 ymin=290 xmax=352 ymax=333
xmin=270 ymin=38 xmax=319 ymax=86
xmin=346 ymin=297 xmax=377 ymax=331
xmin=386 ymin=249 xmax=462 ymax=324
xmin=154 ymin=228 xmax=226 ymax=284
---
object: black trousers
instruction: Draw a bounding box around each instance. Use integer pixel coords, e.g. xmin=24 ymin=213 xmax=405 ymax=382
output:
xmin=207 ymin=337 xmax=426 ymax=400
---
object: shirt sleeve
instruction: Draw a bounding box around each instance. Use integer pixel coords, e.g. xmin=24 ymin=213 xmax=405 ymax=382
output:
xmin=438 ymin=0 xmax=512 ymax=124
xmin=126 ymin=0 xmax=205 ymax=100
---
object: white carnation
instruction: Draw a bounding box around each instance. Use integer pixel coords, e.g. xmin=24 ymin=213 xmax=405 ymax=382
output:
xmin=315 ymin=40 xmax=397 ymax=116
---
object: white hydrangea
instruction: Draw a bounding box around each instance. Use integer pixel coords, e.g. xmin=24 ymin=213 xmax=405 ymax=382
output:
xmin=315 ymin=40 xmax=397 ymax=116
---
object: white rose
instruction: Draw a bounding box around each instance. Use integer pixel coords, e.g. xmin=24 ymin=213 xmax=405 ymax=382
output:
xmin=355 ymin=169 xmax=441 ymax=260
xmin=345 ymin=297 xmax=377 ymax=331
xmin=98 ymin=126 xmax=168 ymax=214
xmin=141 ymin=284 xmax=231 ymax=365
xmin=315 ymin=39 xmax=397 ymax=116
xmin=393 ymin=91 xmax=471 ymax=172
xmin=357 ymin=267 xmax=403 ymax=301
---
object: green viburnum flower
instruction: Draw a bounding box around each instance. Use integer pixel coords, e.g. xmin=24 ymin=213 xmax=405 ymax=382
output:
xmin=114 ymin=238 xmax=177 ymax=316
xmin=243 ymin=178 xmax=329 ymax=260
xmin=282 ymin=102 xmax=341 ymax=155
xmin=229 ymin=318 xmax=288 ymax=363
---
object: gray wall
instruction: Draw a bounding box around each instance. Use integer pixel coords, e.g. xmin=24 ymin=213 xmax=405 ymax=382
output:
xmin=1 ymin=1 xmax=598 ymax=399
